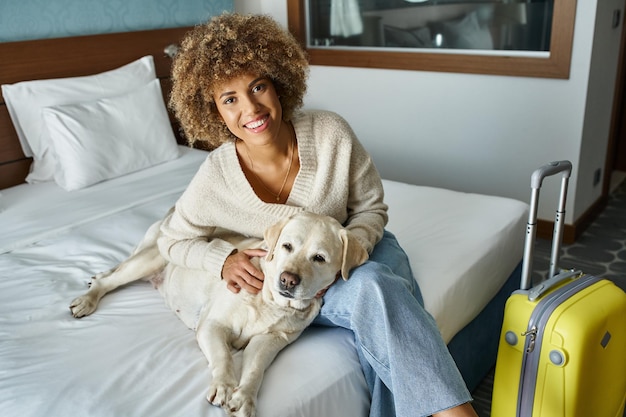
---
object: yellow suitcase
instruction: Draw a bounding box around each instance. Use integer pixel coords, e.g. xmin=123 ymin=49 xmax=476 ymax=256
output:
xmin=491 ymin=161 xmax=626 ymax=417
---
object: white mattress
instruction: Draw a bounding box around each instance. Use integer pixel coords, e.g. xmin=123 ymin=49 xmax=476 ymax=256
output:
xmin=0 ymin=146 xmax=527 ymax=416
xmin=384 ymin=181 xmax=527 ymax=342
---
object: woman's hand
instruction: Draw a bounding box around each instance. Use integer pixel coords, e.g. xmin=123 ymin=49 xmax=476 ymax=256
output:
xmin=221 ymin=249 xmax=267 ymax=294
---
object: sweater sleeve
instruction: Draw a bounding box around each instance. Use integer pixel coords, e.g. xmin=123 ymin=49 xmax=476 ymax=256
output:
xmin=344 ymin=133 xmax=388 ymax=254
xmin=156 ymin=159 xmax=237 ymax=276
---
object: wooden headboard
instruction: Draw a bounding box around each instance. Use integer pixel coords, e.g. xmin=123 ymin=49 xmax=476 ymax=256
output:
xmin=0 ymin=26 xmax=194 ymax=190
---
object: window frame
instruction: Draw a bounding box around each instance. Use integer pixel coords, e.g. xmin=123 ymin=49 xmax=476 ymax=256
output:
xmin=287 ymin=0 xmax=577 ymax=79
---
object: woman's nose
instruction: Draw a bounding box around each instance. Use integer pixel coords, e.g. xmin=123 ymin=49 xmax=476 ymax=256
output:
xmin=242 ymin=95 xmax=261 ymax=113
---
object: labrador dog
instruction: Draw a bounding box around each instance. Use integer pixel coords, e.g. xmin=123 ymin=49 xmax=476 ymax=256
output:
xmin=69 ymin=211 xmax=368 ymax=417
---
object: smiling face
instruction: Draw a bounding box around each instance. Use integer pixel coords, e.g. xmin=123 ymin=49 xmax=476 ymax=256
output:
xmin=213 ymin=74 xmax=284 ymax=146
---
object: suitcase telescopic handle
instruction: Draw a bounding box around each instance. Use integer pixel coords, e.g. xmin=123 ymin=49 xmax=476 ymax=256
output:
xmin=520 ymin=160 xmax=572 ymax=291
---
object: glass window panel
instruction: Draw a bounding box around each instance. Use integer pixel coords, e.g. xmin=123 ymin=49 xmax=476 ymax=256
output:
xmin=306 ymin=0 xmax=554 ymax=54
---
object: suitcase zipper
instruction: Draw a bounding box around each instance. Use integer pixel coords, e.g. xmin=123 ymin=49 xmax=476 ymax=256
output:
xmin=516 ymin=273 xmax=601 ymax=417
xmin=521 ymin=326 xmax=538 ymax=353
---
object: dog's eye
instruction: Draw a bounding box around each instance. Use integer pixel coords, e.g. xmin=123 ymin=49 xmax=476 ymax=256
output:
xmin=312 ymin=254 xmax=326 ymax=263
xmin=282 ymin=243 xmax=293 ymax=252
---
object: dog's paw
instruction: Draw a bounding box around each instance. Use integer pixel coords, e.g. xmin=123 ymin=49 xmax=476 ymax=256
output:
xmin=207 ymin=380 xmax=235 ymax=407
xmin=69 ymin=295 xmax=98 ymax=318
xmin=227 ymin=389 xmax=256 ymax=417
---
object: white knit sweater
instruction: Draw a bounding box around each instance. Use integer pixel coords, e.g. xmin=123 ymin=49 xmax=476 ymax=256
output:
xmin=158 ymin=110 xmax=388 ymax=274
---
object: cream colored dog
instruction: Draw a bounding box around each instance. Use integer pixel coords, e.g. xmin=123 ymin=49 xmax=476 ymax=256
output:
xmin=70 ymin=211 xmax=368 ymax=417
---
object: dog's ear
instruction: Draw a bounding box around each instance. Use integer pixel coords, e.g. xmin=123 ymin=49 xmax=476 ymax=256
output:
xmin=264 ymin=216 xmax=292 ymax=261
xmin=339 ymin=229 xmax=369 ymax=280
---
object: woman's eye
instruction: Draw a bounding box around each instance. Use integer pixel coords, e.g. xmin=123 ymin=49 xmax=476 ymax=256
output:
xmin=312 ymin=254 xmax=326 ymax=263
xmin=252 ymin=83 xmax=265 ymax=93
xmin=223 ymin=97 xmax=235 ymax=105
xmin=282 ymin=243 xmax=293 ymax=252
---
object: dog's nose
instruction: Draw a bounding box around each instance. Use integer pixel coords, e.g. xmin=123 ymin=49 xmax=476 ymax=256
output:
xmin=279 ymin=271 xmax=301 ymax=290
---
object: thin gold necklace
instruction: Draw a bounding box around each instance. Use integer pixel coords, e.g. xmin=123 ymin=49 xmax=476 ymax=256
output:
xmin=245 ymin=132 xmax=295 ymax=202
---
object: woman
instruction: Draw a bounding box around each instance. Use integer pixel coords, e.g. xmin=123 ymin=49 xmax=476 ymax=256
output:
xmin=160 ymin=13 xmax=479 ymax=417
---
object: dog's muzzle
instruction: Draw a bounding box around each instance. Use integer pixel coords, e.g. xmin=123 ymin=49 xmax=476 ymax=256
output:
xmin=278 ymin=271 xmax=300 ymax=298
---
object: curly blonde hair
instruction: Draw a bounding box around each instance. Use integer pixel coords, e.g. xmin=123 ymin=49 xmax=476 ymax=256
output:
xmin=170 ymin=13 xmax=309 ymax=150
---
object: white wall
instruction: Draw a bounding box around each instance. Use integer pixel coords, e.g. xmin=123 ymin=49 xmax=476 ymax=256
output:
xmin=236 ymin=1 xmax=624 ymax=224
xmin=233 ymin=0 xmax=286 ymax=21
xmin=576 ymin=0 xmax=624 ymax=218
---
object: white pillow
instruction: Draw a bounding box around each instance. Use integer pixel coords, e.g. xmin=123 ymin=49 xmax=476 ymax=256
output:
xmin=1 ymin=56 xmax=156 ymax=183
xmin=42 ymin=78 xmax=180 ymax=191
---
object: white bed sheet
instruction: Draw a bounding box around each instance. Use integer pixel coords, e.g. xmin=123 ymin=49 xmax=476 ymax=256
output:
xmin=0 ymin=146 xmax=206 ymax=254
xmin=0 ymin=146 xmax=527 ymax=416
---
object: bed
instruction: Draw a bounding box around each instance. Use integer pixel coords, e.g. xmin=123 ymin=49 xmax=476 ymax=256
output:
xmin=0 ymin=27 xmax=528 ymax=416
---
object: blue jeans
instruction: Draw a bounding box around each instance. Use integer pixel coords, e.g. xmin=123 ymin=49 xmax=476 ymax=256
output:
xmin=313 ymin=231 xmax=472 ymax=417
